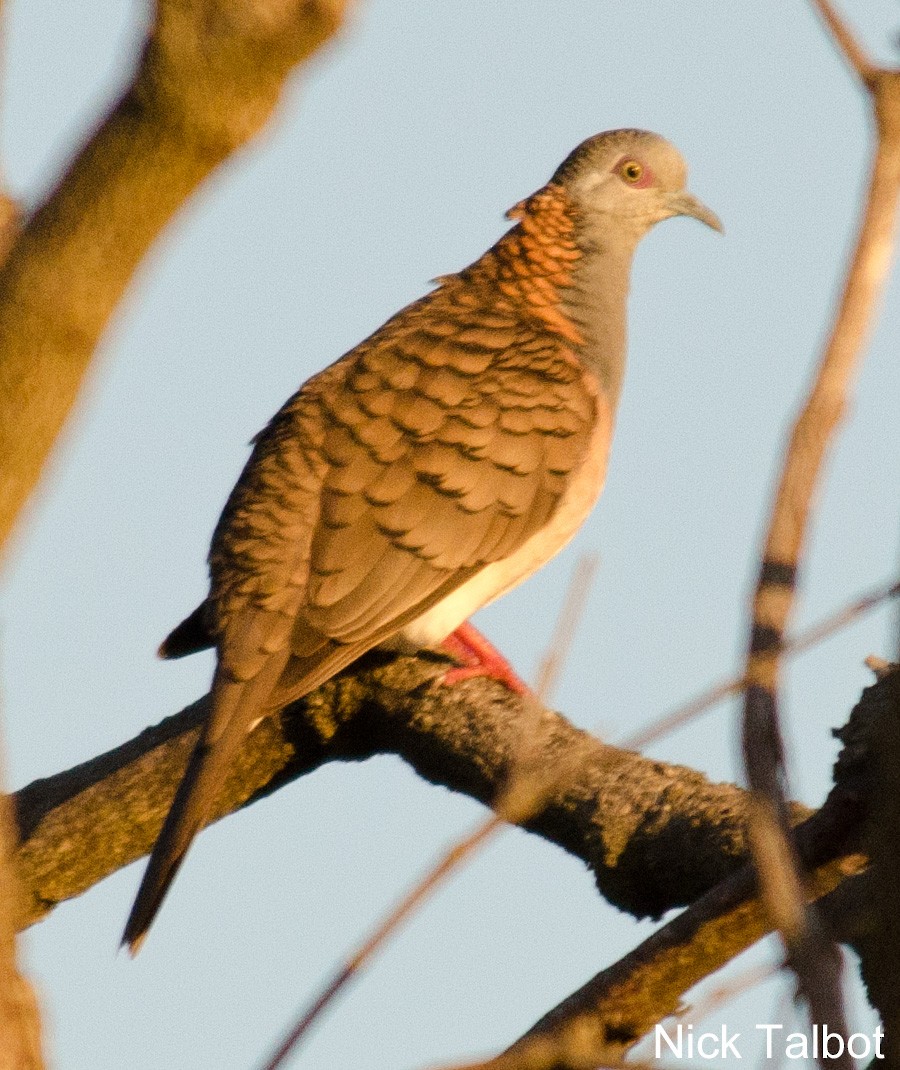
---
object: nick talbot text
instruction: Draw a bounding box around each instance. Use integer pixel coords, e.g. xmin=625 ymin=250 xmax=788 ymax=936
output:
xmin=655 ymin=1023 xmax=884 ymax=1061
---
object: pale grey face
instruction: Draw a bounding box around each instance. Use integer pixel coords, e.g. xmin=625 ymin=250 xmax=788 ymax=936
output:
xmin=553 ymin=129 xmax=722 ymax=238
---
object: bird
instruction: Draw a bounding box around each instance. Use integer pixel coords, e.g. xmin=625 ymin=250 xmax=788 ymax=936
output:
xmin=122 ymin=128 xmax=721 ymax=952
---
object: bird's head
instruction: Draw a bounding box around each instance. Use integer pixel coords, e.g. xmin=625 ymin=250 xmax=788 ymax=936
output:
xmin=549 ymin=129 xmax=722 ymax=241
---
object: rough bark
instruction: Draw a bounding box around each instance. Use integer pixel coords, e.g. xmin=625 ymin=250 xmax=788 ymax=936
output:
xmin=10 ymin=647 xmax=819 ymax=932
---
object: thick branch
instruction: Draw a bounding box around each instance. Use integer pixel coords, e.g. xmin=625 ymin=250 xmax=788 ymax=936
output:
xmin=490 ymin=793 xmax=865 ymax=1070
xmin=427 ymin=673 xmax=893 ymax=1070
xmin=852 ymin=666 xmax=900 ymax=1064
xmin=14 ymin=655 xmax=890 ymax=1070
xmin=0 ymin=0 xmax=349 ymax=555
xmin=12 ymin=650 xmax=789 ymax=932
xmin=437 ymin=843 xmax=866 ymax=1070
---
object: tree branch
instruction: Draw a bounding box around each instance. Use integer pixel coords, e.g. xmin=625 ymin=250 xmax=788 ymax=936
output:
xmin=740 ymin=7 xmax=900 ymax=1057
xmin=848 ymin=664 xmax=900 ymax=1062
xmin=9 ymin=639 xmax=890 ymax=1070
xmin=490 ymin=788 xmax=865 ymax=1070
xmin=0 ymin=0 xmax=350 ymax=556
xmin=0 ymin=735 xmax=43 ymax=1069
xmin=12 ymin=649 xmax=797 ymax=933
xmin=422 ymin=672 xmax=894 ymax=1070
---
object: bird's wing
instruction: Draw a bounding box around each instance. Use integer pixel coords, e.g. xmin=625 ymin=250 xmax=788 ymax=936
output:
xmin=124 ymin=288 xmax=600 ymax=951
xmin=219 ymin=290 xmax=599 ymax=706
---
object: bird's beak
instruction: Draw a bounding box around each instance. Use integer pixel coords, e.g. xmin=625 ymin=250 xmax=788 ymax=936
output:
xmin=666 ymin=191 xmax=723 ymax=234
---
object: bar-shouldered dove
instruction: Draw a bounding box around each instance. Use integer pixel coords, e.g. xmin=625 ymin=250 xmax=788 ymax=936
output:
xmin=123 ymin=129 xmax=721 ymax=952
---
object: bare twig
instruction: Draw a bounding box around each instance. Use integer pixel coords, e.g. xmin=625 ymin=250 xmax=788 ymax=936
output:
xmin=810 ymin=0 xmax=876 ymax=84
xmin=741 ymin=11 xmax=900 ymax=1064
xmin=682 ymin=960 xmax=779 ymax=1038
xmin=258 ymin=563 xmax=599 ymax=1070
xmin=533 ymin=555 xmax=599 ymax=705
xmin=423 ymin=782 xmax=866 ymax=1070
xmin=259 ymin=814 xmax=503 ymax=1070
xmin=622 ymin=577 xmax=899 ymax=751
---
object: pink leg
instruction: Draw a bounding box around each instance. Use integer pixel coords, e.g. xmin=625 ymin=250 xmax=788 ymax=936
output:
xmin=438 ymin=621 xmax=530 ymax=695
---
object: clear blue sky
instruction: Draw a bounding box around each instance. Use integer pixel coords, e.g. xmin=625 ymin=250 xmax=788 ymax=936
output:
xmin=0 ymin=1 xmax=897 ymax=1066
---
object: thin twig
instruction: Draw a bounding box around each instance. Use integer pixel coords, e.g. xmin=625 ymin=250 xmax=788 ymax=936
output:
xmin=533 ymin=555 xmax=599 ymax=705
xmin=423 ymin=781 xmax=866 ymax=1070
xmin=684 ymin=960 xmax=779 ymax=1035
xmin=258 ymin=560 xmax=598 ymax=1070
xmin=259 ymin=816 xmax=503 ymax=1070
xmin=629 ymin=959 xmax=778 ymax=1065
xmin=810 ymin=0 xmax=876 ymax=84
xmin=741 ymin=11 xmax=900 ymax=1066
xmin=621 ymin=577 xmax=899 ymax=751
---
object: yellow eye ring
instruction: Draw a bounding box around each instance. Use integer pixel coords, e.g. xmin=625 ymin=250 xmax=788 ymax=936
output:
xmin=620 ymin=159 xmax=644 ymax=183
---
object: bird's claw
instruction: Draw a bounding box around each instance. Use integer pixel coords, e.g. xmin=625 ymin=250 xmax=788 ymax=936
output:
xmin=437 ymin=622 xmax=530 ymax=695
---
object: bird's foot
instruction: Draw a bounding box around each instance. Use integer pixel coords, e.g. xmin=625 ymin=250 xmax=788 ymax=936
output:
xmin=438 ymin=622 xmax=529 ymax=695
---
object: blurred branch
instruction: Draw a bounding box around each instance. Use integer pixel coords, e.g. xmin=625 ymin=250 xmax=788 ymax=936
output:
xmin=415 ymin=669 xmax=894 ymax=1070
xmin=6 ymin=650 xmax=892 ymax=1068
xmin=0 ymin=0 xmax=350 ymax=557
xmin=12 ymin=648 xmax=787 ymax=934
xmin=0 ymin=4 xmax=42 ymax=1066
xmin=0 ymin=734 xmax=43 ymax=1070
xmin=421 ymin=843 xmax=864 ymax=1070
xmin=740 ymin=6 xmax=900 ymax=1058
xmin=0 ymin=193 xmax=19 ymax=269
xmin=433 ymin=851 xmax=864 ymax=1070
xmin=485 ymin=788 xmax=864 ymax=1070
xmin=811 ymin=0 xmax=875 ymax=84
xmin=533 ymin=555 xmax=599 ymax=706
xmin=422 ymin=716 xmax=877 ymax=1070
xmin=622 ymin=576 xmax=899 ymax=751
xmin=261 ymin=813 xmax=505 ymax=1070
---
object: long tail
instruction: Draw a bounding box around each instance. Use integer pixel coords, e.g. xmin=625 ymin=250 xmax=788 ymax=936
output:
xmin=122 ymin=659 xmax=286 ymax=954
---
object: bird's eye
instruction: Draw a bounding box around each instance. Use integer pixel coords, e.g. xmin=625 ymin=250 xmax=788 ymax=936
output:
xmin=619 ymin=159 xmax=644 ymax=183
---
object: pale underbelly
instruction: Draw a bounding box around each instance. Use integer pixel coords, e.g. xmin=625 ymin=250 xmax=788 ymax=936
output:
xmin=397 ymin=445 xmax=608 ymax=650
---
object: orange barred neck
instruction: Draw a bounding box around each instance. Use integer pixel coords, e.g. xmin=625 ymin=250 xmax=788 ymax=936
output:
xmin=457 ymin=183 xmax=585 ymax=346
